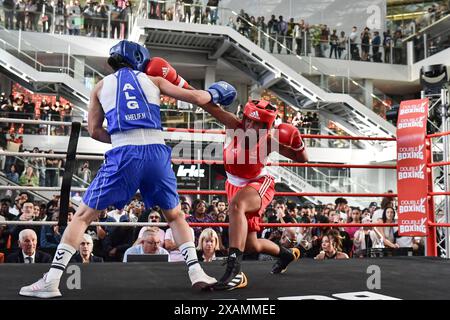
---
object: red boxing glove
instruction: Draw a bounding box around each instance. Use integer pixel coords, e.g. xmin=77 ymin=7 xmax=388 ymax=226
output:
xmin=145 ymin=57 xmax=189 ymax=89
xmin=277 ymin=123 xmax=305 ymax=151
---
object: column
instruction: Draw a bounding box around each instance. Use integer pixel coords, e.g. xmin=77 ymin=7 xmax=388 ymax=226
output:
xmin=364 ymin=79 xmax=374 ymax=109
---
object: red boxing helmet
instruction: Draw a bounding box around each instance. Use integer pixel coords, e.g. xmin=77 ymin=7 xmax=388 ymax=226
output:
xmin=243 ymin=100 xmax=277 ymax=129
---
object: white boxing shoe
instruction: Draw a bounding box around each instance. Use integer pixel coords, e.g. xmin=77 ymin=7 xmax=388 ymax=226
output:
xmin=189 ymin=267 xmax=217 ymax=290
xmin=19 ymin=274 xmax=62 ymax=299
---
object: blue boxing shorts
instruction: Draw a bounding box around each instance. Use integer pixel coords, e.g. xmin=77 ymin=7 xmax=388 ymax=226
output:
xmin=83 ymin=144 xmax=179 ymax=211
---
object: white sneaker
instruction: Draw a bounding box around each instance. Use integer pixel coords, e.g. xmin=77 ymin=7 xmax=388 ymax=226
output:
xmin=188 ymin=267 xmax=217 ymax=290
xmin=19 ymin=274 xmax=62 ymax=299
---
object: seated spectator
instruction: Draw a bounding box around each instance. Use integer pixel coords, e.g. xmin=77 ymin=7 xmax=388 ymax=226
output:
xmin=296 ymin=216 xmax=314 ymax=257
xmin=137 ymin=211 xmax=165 ymax=244
xmin=164 ymin=227 xmax=195 ymax=262
xmin=217 ymin=201 xmax=227 ymax=215
xmin=353 ymin=217 xmax=384 ymax=257
xmin=280 ymin=227 xmax=299 ymax=249
xmin=123 ymin=229 xmax=169 ymax=262
xmin=6 ymin=229 xmax=52 ymax=263
xmin=70 ymin=234 xmax=104 ymax=263
xmin=196 ymin=228 xmax=223 ymax=262
xmin=314 ymin=229 xmax=349 ymax=260
xmin=186 ymin=199 xmax=216 ymax=245
xmin=1 ymin=198 xmax=16 ymax=220
xmin=375 ymin=207 xmax=399 ymax=249
xmin=216 ymin=211 xmax=229 ymax=250
xmin=345 ymin=207 xmax=362 ymax=240
xmin=40 ymin=207 xmax=75 ymax=254
xmin=181 ymin=201 xmax=191 ymax=217
xmin=207 ymin=204 xmax=219 ymax=221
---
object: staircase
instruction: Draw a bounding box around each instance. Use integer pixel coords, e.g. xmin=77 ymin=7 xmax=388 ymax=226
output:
xmin=131 ymin=19 xmax=396 ymax=140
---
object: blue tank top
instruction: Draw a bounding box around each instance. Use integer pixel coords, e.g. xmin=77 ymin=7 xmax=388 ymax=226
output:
xmin=101 ymin=68 xmax=162 ymax=135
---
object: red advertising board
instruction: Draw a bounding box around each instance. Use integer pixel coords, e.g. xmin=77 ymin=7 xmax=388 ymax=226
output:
xmin=396 ymin=99 xmax=429 ymax=236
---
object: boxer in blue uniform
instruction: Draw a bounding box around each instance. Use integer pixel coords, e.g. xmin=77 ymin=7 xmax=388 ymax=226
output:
xmin=20 ymin=40 xmax=237 ymax=298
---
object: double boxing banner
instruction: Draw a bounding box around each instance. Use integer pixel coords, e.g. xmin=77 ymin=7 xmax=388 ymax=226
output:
xmin=396 ymin=98 xmax=429 ymax=237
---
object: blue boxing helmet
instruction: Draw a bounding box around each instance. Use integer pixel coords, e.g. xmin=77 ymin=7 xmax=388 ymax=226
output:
xmin=109 ymin=40 xmax=150 ymax=72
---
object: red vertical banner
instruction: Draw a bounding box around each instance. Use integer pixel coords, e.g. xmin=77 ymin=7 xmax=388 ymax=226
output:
xmin=397 ymin=99 xmax=429 ymax=237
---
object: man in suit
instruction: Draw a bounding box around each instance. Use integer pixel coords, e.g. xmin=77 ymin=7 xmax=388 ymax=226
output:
xmin=6 ymin=229 xmax=52 ymax=263
xmin=70 ymin=233 xmax=103 ymax=263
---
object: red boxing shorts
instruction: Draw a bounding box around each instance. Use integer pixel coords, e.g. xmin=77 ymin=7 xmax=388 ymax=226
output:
xmin=226 ymin=175 xmax=275 ymax=232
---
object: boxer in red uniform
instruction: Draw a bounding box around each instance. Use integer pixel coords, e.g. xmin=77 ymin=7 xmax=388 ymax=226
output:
xmin=145 ymin=57 xmax=308 ymax=291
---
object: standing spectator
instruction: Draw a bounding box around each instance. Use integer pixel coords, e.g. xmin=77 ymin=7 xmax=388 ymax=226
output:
xmin=123 ymin=229 xmax=169 ymax=262
xmin=360 ymin=27 xmax=371 ymax=61
xmin=285 ymin=18 xmax=295 ymax=54
xmin=6 ymin=229 xmax=52 ymax=263
xmin=121 ymin=0 xmax=132 ymax=38
xmin=19 ymin=166 xmax=39 ymax=187
xmin=45 ymin=150 xmax=60 ymax=187
xmin=183 ymin=0 xmax=193 ymax=23
xmin=277 ymin=16 xmax=287 ymax=54
xmin=95 ymin=0 xmax=109 ymax=38
xmin=338 ymin=31 xmax=347 ymax=59
xmin=70 ymin=233 xmax=104 ymax=263
xmin=6 ymin=164 xmax=20 ymax=184
xmin=67 ymin=0 xmax=82 ymax=35
xmin=206 ymin=0 xmax=219 ymax=25
xmin=319 ymin=24 xmax=330 ymax=57
xmin=15 ymin=0 xmax=27 ymax=31
xmin=258 ymin=16 xmax=267 ymax=50
xmin=249 ymin=16 xmax=258 ymax=44
xmin=42 ymin=0 xmax=54 ymax=33
xmin=27 ymin=0 xmax=40 ymax=31
xmin=192 ymin=0 xmax=201 ymax=23
xmin=186 ymin=199 xmax=215 ymax=245
xmin=110 ymin=1 xmax=122 ymax=38
xmin=83 ymin=0 xmax=95 ymax=36
xmin=148 ymin=0 xmax=159 ymax=19
xmin=3 ymin=0 xmax=16 ymax=29
xmin=372 ymin=31 xmax=382 ymax=62
xmin=267 ymin=15 xmax=278 ymax=54
xmin=196 ymin=228 xmax=222 ymax=262
xmin=393 ymin=30 xmax=403 ymax=64
xmin=349 ymin=26 xmax=360 ymax=60
xmin=383 ymin=30 xmax=392 ymax=63
xmin=54 ymin=0 xmax=66 ymax=34
xmin=294 ymin=20 xmax=304 ymax=55
xmin=329 ymin=29 xmax=338 ymax=59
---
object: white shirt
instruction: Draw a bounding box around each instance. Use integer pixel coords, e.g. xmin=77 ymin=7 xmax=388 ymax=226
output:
xmin=164 ymin=228 xmax=195 ymax=262
xmin=22 ymin=251 xmax=36 ymax=263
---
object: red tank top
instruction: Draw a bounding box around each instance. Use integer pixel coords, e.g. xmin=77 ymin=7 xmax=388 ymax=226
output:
xmin=223 ymin=123 xmax=268 ymax=180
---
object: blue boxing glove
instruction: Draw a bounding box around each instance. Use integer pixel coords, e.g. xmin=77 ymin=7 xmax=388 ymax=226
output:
xmin=207 ymin=81 xmax=237 ymax=106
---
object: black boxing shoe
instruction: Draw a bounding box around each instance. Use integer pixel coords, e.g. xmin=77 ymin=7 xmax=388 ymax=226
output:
xmin=205 ymin=253 xmax=247 ymax=291
xmin=271 ymin=247 xmax=301 ymax=274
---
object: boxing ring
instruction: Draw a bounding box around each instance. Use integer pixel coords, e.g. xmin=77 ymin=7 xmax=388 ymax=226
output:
xmin=1 ymin=118 xmax=450 ymax=300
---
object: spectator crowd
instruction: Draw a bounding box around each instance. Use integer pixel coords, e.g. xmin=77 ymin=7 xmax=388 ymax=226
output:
xmin=2 ymin=0 xmax=449 ymax=62
xmin=0 ymin=188 xmax=427 ymax=264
